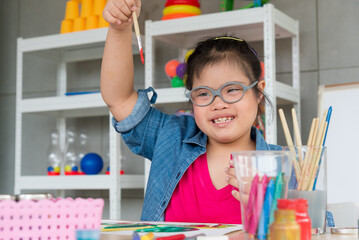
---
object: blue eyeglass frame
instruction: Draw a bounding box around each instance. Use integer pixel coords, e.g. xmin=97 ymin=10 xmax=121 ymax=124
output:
xmin=185 ymin=81 xmax=258 ymax=107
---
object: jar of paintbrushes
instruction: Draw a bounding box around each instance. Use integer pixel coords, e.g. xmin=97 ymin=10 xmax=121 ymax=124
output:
xmin=279 ymin=107 xmax=332 ymax=235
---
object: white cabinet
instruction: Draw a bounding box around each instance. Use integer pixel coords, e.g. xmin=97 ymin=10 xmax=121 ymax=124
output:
xmin=144 ymin=4 xmax=300 ymax=186
xmin=145 ymin=3 xmax=300 ymax=144
xmin=14 ymin=28 xmax=144 ymax=219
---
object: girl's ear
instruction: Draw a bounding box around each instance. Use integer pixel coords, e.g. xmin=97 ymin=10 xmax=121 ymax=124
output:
xmin=257 ymin=80 xmax=265 ymax=104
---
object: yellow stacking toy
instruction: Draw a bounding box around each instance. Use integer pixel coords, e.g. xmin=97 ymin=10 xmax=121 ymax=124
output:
xmin=162 ymin=0 xmax=201 ymax=20
xmin=60 ymin=0 xmax=109 ymax=34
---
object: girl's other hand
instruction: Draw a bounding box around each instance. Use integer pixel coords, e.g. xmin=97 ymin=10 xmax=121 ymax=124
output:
xmin=225 ymin=159 xmax=241 ymax=201
xmin=225 ymin=159 xmax=251 ymax=205
xmin=103 ymin=0 xmax=141 ymax=31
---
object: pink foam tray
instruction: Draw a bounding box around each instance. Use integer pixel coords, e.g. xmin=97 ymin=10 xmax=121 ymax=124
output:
xmin=0 ymin=197 xmax=104 ymax=240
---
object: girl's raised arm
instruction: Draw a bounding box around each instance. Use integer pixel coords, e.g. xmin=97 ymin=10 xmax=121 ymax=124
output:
xmin=100 ymin=0 xmax=141 ymax=121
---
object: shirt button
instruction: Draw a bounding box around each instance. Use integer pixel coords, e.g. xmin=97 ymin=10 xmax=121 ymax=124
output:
xmin=175 ymin=172 xmax=181 ymax=179
xmin=161 ymin=201 xmax=166 ymax=207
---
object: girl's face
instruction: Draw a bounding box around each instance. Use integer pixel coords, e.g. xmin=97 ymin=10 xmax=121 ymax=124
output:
xmin=192 ymin=61 xmax=264 ymax=146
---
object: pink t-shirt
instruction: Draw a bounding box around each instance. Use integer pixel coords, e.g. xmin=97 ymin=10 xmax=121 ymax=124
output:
xmin=165 ymin=153 xmax=242 ymax=224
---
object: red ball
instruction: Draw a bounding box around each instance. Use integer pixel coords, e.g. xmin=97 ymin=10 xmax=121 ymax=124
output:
xmin=165 ymin=60 xmax=180 ymax=78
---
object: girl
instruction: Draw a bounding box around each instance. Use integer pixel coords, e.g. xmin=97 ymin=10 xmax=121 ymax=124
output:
xmin=101 ymin=0 xmax=280 ymax=223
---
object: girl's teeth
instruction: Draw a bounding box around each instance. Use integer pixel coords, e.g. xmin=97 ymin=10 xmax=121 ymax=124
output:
xmin=214 ymin=117 xmax=233 ymax=123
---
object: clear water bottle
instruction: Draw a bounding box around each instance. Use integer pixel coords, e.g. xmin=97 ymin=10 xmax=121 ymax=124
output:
xmin=47 ymin=130 xmax=62 ymax=176
xmin=77 ymin=130 xmax=88 ymax=175
xmin=64 ymin=128 xmax=78 ymax=175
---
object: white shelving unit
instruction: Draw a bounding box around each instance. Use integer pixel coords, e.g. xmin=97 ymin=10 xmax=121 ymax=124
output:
xmin=14 ymin=28 xmax=144 ymax=219
xmin=145 ymin=4 xmax=300 ymax=144
xmin=144 ymin=4 xmax=300 ymax=185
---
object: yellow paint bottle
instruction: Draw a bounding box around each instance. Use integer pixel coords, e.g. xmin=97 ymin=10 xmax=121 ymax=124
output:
xmin=269 ymin=209 xmax=300 ymax=240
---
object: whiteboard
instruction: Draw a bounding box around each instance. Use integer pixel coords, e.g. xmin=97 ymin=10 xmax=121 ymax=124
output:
xmin=318 ymin=83 xmax=359 ymax=204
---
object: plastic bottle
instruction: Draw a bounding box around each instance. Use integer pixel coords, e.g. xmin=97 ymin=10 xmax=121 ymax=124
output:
xmin=64 ymin=128 xmax=78 ymax=175
xmin=277 ymin=199 xmax=311 ymax=240
xmin=295 ymin=199 xmax=312 ymax=240
xmin=269 ymin=201 xmax=300 ymax=240
xmin=46 ymin=130 xmax=63 ymax=176
xmin=76 ymin=130 xmax=88 ymax=175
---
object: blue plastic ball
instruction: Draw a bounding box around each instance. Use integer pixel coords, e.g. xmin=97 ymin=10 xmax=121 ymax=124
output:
xmin=80 ymin=153 xmax=103 ymax=175
xmin=47 ymin=166 xmax=54 ymax=172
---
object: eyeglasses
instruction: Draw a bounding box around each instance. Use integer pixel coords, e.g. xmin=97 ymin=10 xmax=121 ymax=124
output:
xmin=185 ymin=81 xmax=258 ymax=107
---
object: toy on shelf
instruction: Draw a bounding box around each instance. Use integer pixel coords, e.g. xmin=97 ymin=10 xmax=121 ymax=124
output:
xmin=64 ymin=129 xmax=79 ymax=175
xmin=76 ymin=130 xmax=88 ymax=175
xmin=165 ymin=49 xmax=193 ymax=88
xmin=220 ymin=0 xmax=270 ymax=11
xmin=162 ymin=0 xmax=201 ymax=20
xmin=47 ymin=130 xmax=62 ymax=176
xmin=81 ymin=153 xmax=103 ymax=175
xmin=60 ymin=0 xmax=109 ymax=34
xmin=175 ymin=109 xmax=194 ymax=117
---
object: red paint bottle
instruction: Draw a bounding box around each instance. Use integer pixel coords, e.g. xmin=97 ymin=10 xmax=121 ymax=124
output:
xmin=295 ymin=199 xmax=312 ymax=240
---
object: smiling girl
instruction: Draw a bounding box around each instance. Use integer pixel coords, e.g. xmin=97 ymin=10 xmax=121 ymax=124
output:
xmin=101 ymin=0 xmax=281 ymax=223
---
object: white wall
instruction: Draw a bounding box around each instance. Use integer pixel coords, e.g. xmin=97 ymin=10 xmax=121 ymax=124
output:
xmin=1 ymin=0 xmax=359 ymax=218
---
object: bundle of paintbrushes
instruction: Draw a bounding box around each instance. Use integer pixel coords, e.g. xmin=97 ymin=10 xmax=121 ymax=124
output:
xmin=278 ymin=107 xmax=332 ymax=191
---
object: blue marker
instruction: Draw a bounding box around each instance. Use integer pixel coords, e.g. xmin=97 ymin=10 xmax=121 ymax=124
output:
xmin=269 ymin=173 xmax=283 ymax=226
xmin=257 ymin=178 xmax=275 ymax=240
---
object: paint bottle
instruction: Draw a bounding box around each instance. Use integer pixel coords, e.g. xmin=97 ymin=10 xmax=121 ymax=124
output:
xmin=294 ymin=199 xmax=312 ymax=240
xmin=277 ymin=199 xmax=311 ymax=240
xmin=269 ymin=202 xmax=300 ymax=240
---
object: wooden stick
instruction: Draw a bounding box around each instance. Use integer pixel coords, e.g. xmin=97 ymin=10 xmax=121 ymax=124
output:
xmin=299 ymin=118 xmax=319 ymax=190
xmin=132 ymin=11 xmax=144 ymax=64
xmin=278 ymin=109 xmax=301 ymax=182
xmin=292 ymin=108 xmax=303 ymax=168
xmin=297 ymin=118 xmax=317 ymax=190
xmin=307 ymin=122 xmax=327 ymax=191
xmin=302 ymin=109 xmax=328 ymax=190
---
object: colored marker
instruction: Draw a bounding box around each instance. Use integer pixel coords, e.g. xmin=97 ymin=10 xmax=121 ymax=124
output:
xmin=156 ymin=234 xmax=186 ymax=240
xmin=248 ymin=175 xmax=268 ymax=235
xmin=141 ymin=232 xmax=154 ymax=240
xmin=269 ymin=173 xmax=283 ymax=225
xmin=183 ymin=234 xmax=205 ymax=240
xmin=245 ymin=174 xmax=259 ymax=232
xmin=257 ymin=178 xmax=275 ymax=240
xmin=132 ymin=231 xmax=141 ymax=240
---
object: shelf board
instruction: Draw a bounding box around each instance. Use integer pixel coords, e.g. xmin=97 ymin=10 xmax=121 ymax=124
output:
xmin=20 ymin=92 xmax=108 ymax=117
xmin=153 ymin=81 xmax=299 ymax=105
xmin=17 ymin=174 xmax=144 ymax=190
xmin=147 ymin=5 xmax=298 ymax=48
xmin=18 ymin=28 xmax=141 ymax=62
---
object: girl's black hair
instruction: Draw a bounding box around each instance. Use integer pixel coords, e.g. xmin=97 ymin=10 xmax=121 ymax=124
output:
xmin=185 ymin=35 xmax=272 ymax=117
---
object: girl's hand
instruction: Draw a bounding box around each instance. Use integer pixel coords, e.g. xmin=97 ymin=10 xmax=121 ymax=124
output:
xmin=225 ymin=159 xmax=241 ymax=201
xmin=103 ymin=0 xmax=141 ymax=31
xmin=225 ymin=159 xmax=251 ymax=205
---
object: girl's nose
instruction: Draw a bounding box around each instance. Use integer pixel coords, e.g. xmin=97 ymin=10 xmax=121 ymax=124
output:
xmin=211 ymin=95 xmax=229 ymax=110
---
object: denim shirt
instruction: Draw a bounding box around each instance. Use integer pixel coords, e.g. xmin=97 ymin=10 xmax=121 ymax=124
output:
xmin=112 ymin=87 xmax=281 ymax=221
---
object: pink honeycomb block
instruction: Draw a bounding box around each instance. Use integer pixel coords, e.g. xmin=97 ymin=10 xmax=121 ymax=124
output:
xmin=0 ymin=198 xmax=104 ymax=240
